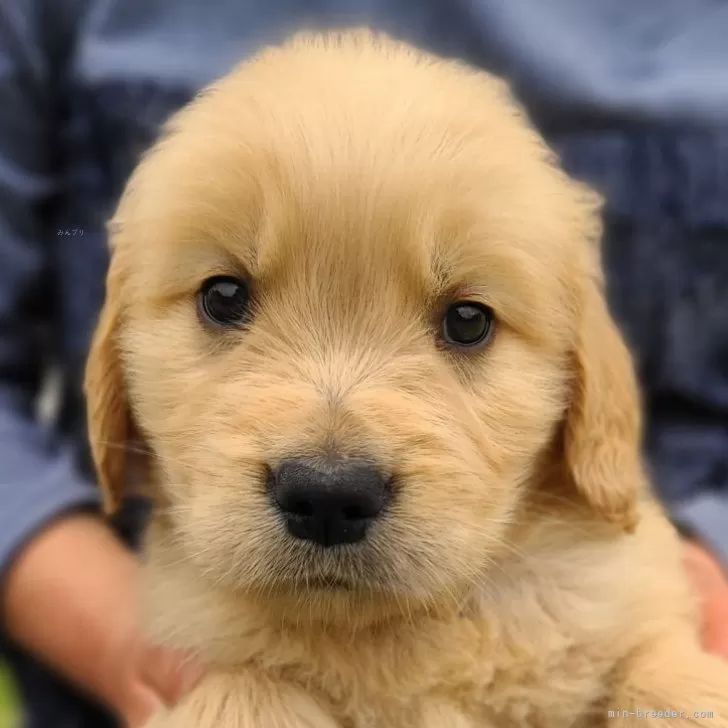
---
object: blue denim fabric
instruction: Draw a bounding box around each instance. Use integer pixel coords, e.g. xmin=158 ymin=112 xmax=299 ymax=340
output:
xmin=556 ymin=130 xmax=728 ymax=561
xmin=1 ymin=1 xmax=727 ymax=725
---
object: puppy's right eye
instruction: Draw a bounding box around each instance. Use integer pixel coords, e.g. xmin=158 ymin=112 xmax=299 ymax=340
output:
xmin=441 ymin=301 xmax=494 ymax=349
xmin=198 ymin=276 xmax=250 ymax=328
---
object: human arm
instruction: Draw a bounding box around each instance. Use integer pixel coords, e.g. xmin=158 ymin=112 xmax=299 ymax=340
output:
xmin=0 ymin=3 xmax=201 ymax=723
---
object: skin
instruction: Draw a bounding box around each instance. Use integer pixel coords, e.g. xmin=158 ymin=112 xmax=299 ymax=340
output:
xmin=1 ymin=514 xmax=203 ymax=728
xmin=683 ymin=540 xmax=728 ymax=658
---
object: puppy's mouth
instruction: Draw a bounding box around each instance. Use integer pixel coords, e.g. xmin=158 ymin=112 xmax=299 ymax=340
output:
xmin=302 ymin=575 xmax=354 ymax=591
xmin=274 ymin=564 xmax=363 ymax=593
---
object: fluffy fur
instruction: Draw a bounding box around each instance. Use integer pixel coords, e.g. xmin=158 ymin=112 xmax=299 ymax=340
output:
xmin=85 ymin=30 xmax=728 ymax=727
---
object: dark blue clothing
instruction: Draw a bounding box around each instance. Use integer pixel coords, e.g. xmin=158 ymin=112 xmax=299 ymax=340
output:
xmin=1 ymin=1 xmax=727 ymax=725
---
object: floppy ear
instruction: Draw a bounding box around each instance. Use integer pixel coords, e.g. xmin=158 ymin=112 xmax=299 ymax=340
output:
xmin=84 ymin=252 xmax=133 ymax=515
xmin=563 ymin=271 xmax=644 ymax=532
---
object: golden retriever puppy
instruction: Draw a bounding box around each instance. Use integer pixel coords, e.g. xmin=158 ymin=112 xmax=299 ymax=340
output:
xmin=85 ymin=30 xmax=728 ymax=728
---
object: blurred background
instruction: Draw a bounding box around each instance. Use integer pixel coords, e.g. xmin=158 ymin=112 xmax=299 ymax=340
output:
xmin=1 ymin=2 xmax=727 ymax=727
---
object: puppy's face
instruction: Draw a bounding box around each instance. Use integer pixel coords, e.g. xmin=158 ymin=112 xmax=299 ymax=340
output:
xmin=87 ymin=32 xmax=643 ymax=621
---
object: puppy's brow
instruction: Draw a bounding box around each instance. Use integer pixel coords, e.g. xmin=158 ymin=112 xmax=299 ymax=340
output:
xmin=428 ymin=234 xmax=575 ymax=347
xmin=135 ymin=236 xmax=258 ymax=306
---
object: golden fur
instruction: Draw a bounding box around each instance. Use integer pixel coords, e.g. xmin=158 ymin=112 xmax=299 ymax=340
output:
xmin=85 ymin=30 xmax=728 ymax=727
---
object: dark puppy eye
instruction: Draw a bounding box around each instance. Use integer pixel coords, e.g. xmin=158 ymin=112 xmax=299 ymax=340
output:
xmin=198 ymin=276 xmax=250 ymax=328
xmin=441 ymin=301 xmax=494 ymax=349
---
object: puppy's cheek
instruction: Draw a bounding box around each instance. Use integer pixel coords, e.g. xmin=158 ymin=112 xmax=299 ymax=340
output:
xmin=383 ymin=467 xmax=518 ymax=588
xmin=367 ymin=346 xmax=568 ymax=593
xmin=179 ymin=490 xmax=280 ymax=583
xmin=469 ymin=340 xmax=569 ymax=438
xmin=159 ymin=441 xmax=274 ymax=584
xmin=163 ymin=448 xmax=288 ymax=589
xmin=152 ymin=390 xmax=324 ymax=587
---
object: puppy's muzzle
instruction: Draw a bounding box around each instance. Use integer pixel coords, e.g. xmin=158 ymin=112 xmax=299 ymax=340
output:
xmin=269 ymin=457 xmax=391 ymax=547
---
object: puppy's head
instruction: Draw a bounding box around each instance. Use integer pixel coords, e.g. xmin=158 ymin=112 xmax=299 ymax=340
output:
xmin=86 ymin=31 xmax=643 ymax=622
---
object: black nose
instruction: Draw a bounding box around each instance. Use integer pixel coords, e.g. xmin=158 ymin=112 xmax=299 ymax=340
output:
xmin=270 ymin=457 xmax=390 ymax=547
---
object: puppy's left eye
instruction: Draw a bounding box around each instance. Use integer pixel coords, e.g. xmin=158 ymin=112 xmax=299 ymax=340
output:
xmin=198 ymin=276 xmax=251 ymax=328
xmin=441 ymin=302 xmax=494 ymax=349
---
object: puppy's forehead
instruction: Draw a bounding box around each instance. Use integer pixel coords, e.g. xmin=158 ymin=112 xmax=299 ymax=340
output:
xmin=119 ymin=34 xmax=591 ymax=340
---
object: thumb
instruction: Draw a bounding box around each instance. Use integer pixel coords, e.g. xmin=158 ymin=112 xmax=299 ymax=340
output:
xmin=683 ymin=541 xmax=728 ymax=658
xmin=121 ymin=680 xmax=166 ymax=728
xmin=702 ymin=592 xmax=728 ymax=660
xmin=138 ymin=645 xmax=205 ymax=707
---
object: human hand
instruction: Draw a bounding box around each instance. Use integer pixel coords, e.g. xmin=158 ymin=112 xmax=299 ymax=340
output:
xmin=1 ymin=514 xmax=203 ymax=728
xmin=110 ymin=641 xmax=204 ymax=728
xmin=683 ymin=540 xmax=728 ymax=659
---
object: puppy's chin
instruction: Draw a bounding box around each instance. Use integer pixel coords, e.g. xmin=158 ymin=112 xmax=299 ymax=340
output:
xmin=250 ymin=556 xmax=399 ymax=604
xmin=236 ymin=543 xmax=490 ymax=627
xmin=254 ymin=577 xmax=464 ymax=629
xmin=297 ymin=575 xmax=355 ymax=592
